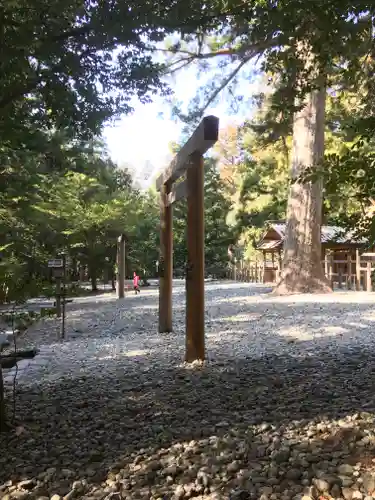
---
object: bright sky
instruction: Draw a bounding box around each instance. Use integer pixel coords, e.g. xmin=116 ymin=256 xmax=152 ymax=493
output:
xmin=103 ymin=58 xmax=262 ymax=188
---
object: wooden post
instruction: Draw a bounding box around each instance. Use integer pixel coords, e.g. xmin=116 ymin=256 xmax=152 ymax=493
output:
xmin=278 ymin=250 xmax=282 ymax=279
xmin=116 ymin=234 xmax=126 ymax=299
xmin=255 ymin=261 xmax=258 ymax=283
xmin=367 ymin=261 xmax=372 ymax=292
xmin=186 ymin=152 xmax=205 ymax=362
xmin=262 ymin=251 xmax=266 ymax=284
xmin=61 ymin=254 xmax=67 ymax=339
xmin=347 ymin=254 xmax=352 ymax=290
xmin=328 ymin=254 xmax=334 ymax=288
xmin=324 ymin=253 xmax=328 ymax=279
xmin=159 ymin=183 xmax=173 ymax=332
xmin=356 ymin=249 xmax=361 ymax=291
xmin=338 ymin=267 xmax=343 ymax=289
xmin=56 ymin=277 xmax=61 ymax=317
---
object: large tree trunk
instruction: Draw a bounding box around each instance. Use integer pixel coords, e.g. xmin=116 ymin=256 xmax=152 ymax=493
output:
xmin=79 ymin=264 xmax=86 ymax=281
xmin=90 ymin=274 xmax=98 ymax=292
xmin=274 ymin=85 xmax=331 ymax=295
xmin=89 ymin=265 xmax=98 ymax=292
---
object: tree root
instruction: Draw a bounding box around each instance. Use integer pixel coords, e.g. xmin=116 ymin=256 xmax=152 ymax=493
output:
xmin=273 ymin=271 xmax=332 ymax=296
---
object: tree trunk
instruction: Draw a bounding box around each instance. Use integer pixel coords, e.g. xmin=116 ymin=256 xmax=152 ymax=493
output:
xmin=274 ymin=85 xmax=331 ymax=295
xmin=71 ymin=258 xmax=79 ymax=281
xmin=79 ymin=265 xmax=85 ymax=281
xmin=110 ymin=264 xmax=116 ymax=291
xmin=89 ymin=266 xmax=98 ymax=292
xmin=90 ymin=275 xmax=97 ymax=292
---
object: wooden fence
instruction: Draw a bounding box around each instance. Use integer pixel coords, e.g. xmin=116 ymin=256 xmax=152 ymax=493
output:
xmin=227 ymin=261 xmax=265 ymax=284
xmin=228 ymin=251 xmax=375 ymax=291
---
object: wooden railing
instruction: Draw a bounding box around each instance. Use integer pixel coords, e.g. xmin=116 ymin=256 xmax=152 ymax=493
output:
xmin=228 ymin=252 xmax=375 ymax=291
xmin=323 ymin=253 xmax=374 ymax=292
xmin=227 ymin=261 xmax=266 ymax=284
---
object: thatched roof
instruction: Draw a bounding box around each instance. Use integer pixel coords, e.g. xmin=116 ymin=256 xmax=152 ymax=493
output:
xmin=257 ymin=221 xmax=367 ymax=251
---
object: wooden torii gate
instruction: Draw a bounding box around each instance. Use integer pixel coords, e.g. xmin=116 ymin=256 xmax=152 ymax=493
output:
xmin=155 ymin=115 xmax=219 ymax=362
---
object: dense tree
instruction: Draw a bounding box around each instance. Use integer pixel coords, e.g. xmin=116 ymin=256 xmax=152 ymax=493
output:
xmin=127 ymin=191 xmax=160 ymax=279
xmin=156 ymin=0 xmax=375 ymax=293
xmin=304 ymin=133 xmax=375 ymax=246
xmin=3 ymin=0 xmax=375 ymax=427
xmin=1 ymin=0 xmax=234 ymax=147
xmin=171 ymin=159 xmax=235 ymax=277
xmin=0 ymin=136 xmax=236 ymax=300
xmin=0 ymin=136 xmax=136 ymax=297
xmin=204 ymin=160 xmax=236 ymax=275
xmin=214 ymin=85 xmax=371 ymax=263
xmin=0 ymin=0 xmax=241 ymax=430
xmin=163 ymin=137 xmax=235 ymax=277
xmin=213 ymin=123 xmax=243 ymax=197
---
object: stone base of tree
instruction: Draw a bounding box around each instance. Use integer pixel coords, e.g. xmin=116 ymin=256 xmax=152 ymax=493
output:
xmin=273 ymin=269 xmax=332 ymax=295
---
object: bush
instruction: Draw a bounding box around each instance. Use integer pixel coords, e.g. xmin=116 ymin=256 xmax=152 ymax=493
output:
xmin=205 ymin=264 xmax=228 ymax=279
xmin=1 ymin=310 xmax=40 ymax=331
xmin=40 ymin=307 xmax=57 ymax=317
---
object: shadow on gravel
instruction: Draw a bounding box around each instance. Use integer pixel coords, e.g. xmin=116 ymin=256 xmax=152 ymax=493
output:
xmin=2 ymin=283 xmax=375 ymax=498
xmin=2 ymin=342 xmax=375 ymax=498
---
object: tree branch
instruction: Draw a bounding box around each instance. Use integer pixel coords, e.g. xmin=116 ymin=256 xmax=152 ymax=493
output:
xmin=151 ymin=34 xmax=283 ymax=61
xmin=161 ymin=56 xmax=196 ymax=76
xmin=199 ymin=57 xmax=250 ymax=115
xmin=151 ymin=46 xmax=240 ymax=57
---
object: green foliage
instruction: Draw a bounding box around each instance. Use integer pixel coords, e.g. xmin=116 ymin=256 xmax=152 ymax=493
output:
xmin=0 ymin=310 xmax=39 ymax=332
xmin=0 ymin=133 xmax=145 ymax=300
xmin=127 ymin=191 xmax=159 ymax=279
xmin=302 ymin=139 xmax=375 ymax=244
xmin=0 ymin=127 xmax=236 ymax=300
xmin=1 ymin=0 xmax=223 ymax=145
xmin=204 ymin=160 xmax=235 ymax=274
xmin=169 ymin=157 xmax=235 ymax=278
xmin=3 ymin=0 xmax=375 ymax=296
xmin=159 ymin=2 xmax=373 ymax=122
xmin=215 ymin=82 xmax=375 ymax=258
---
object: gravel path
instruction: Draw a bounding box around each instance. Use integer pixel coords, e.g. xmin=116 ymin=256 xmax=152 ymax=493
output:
xmin=2 ymin=281 xmax=375 ymax=500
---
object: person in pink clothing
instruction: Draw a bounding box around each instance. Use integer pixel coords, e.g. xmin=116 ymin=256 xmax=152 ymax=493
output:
xmin=133 ymin=272 xmax=140 ymax=294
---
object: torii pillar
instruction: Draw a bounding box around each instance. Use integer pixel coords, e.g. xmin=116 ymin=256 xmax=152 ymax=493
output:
xmin=117 ymin=234 xmax=126 ymax=298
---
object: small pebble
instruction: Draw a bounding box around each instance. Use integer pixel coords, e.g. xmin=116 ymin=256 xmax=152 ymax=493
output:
xmin=1 ymin=284 xmax=375 ymax=500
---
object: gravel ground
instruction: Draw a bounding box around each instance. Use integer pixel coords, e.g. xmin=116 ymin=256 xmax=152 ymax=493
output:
xmin=2 ymin=281 xmax=375 ymax=500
